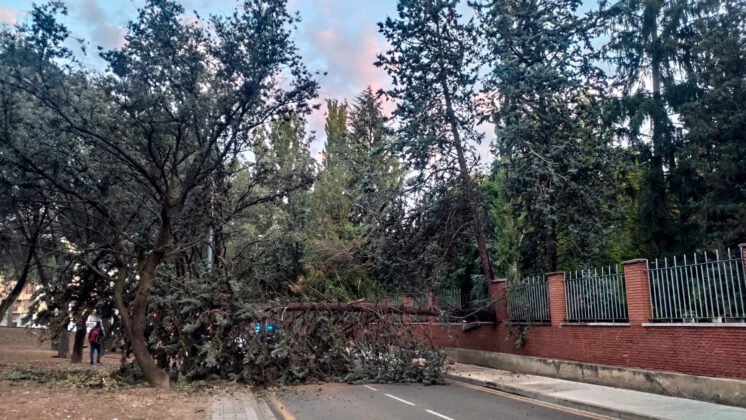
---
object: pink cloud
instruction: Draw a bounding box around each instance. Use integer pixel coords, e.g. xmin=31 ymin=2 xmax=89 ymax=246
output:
xmin=307 ymin=27 xmax=390 ymax=96
xmin=0 ymin=8 xmax=18 ymax=25
xmin=318 ymin=29 xmax=337 ymax=44
xmin=302 ymin=23 xmax=393 ymax=154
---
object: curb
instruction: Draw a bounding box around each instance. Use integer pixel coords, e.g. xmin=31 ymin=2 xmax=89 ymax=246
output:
xmin=264 ymin=391 xmax=293 ymax=420
xmin=257 ymin=398 xmax=278 ymax=420
xmin=445 ymin=373 xmax=663 ymax=420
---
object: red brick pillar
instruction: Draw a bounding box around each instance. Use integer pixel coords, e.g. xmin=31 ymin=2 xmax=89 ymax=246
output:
xmin=623 ymin=259 xmax=651 ymax=325
xmin=488 ymin=280 xmax=510 ymax=322
xmin=547 ymin=272 xmax=566 ymax=327
xmin=740 ymin=243 xmax=746 ymax=273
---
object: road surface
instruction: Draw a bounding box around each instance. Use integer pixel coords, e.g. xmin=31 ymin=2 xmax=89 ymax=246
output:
xmin=266 ymin=380 xmax=610 ymax=420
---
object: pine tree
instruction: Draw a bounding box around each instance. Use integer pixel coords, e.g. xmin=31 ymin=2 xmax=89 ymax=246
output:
xmin=478 ymin=0 xmax=617 ymax=271
xmin=309 ymin=100 xmax=353 ymax=241
xmin=305 ymin=90 xmax=401 ymax=299
xmin=347 ymin=87 xmax=401 ymax=228
xmin=666 ymin=0 xmax=746 ymax=248
xmin=599 ymin=0 xmax=691 ymax=255
xmin=377 ymin=0 xmax=496 ymax=290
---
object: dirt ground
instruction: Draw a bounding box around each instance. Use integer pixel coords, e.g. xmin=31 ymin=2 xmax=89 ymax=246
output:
xmin=0 ymin=381 xmax=210 ymax=420
xmin=0 ymin=327 xmax=212 ymax=420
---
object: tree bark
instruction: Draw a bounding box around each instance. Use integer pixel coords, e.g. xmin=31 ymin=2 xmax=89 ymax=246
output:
xmin=647 ymin=7 xmax=671 ymax=254
xmin=56 ymin=323 xmax=70 ymax=358
xmin=70 ymin=310 xmax=91 ymax=363
xmin=546 ymin=226 xmax=558 ymax=272
xmin=71 ymin=324 xmax=87 ymax=363
xmin=440 ymin=79 xmax=496 ymax=290
xmin=113 ymin=248 xmax=170 ymax=388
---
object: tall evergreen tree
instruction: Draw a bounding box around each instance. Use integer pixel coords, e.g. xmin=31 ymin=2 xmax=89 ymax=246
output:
xmin=478 ymin=0 xmax=617 ymax=271
xmin=347 ymin=87 xmax=401 ymax=228
xmin=377 ymin=0 xmax=496 ymax=290
xmin=305 ymin=90 xmax=401 ymax=298
xmin=666 ymin=0 xmax=746 ymax=248
xmin=309 ymin=100 xmax=352 ymax=241
xmin=600 ymin=0 xmax=691 ymax=255
xmin=231 ymin=114 xmax=316 ymax=298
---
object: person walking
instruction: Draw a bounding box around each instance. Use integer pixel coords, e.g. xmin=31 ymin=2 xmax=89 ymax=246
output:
xmin=88 ymin=321 xmax=104 ymax=364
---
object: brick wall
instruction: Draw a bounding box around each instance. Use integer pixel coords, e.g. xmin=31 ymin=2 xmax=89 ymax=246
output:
xmin=412 ymin=256 xmax=746 ymax=380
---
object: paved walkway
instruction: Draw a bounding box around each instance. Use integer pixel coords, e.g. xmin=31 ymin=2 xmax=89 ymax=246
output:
xmin=209 ymin=390 xmax=275 ymax=420
xmin=446 ymin=362 xmax=746 ymax=420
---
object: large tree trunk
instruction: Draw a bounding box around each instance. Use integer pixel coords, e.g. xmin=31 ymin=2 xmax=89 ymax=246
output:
xmin=56 ymin=324 xmax=70 ymax=358
xmin=440 ymin=80 xmax=496 ymax=291
xmin=128 ymin=325 xmax=169 ymax=387
xmin=646 ymin=8 xmax=671 ymax=254
xmin=71 ymin=325 xmax=87 ymax=363
xmin=70 ymin=310 xmax=90 ymax=363
xmin=102 ymin=316 xmax=113 ymax=353
xmin=113 ymin=254 xmax=170 ymax=388
xmin=273 ymin=301 xmax=496 ymax=322
xmin=546 ymin=222 xmax=558 ymax=272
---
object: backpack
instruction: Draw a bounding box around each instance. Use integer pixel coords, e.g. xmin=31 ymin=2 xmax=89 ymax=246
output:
xmin=89 ymin=327 xmax=101 ymax=344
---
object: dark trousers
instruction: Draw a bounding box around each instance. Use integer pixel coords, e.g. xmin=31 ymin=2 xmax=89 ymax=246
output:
xmin=90 ymin=343 xmax=101 ymax=364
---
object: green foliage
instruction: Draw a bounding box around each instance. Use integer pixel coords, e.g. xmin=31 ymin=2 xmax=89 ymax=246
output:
xmin=378 ymin=0 xmax=497 ymax=290
xmin=479 ymin=0 xmax=622 ymax=272
xmin=664 ymin=0 xmax=746 ymax=249
xmin=303 ymin=89 xmax=401 ymax=300
xmin=148 ymin=266 xmax=446 ymax=385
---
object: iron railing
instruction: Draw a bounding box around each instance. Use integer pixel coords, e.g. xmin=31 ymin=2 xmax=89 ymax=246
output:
xmin=506 ymin=275 xmax=550 ymax=323
xmin=435 ymin=288 xmax=466 ymax=309
xmin=408 ymin=293 xmax=430 ymax=322
xmin=385 ymin=294 xmax=404 ymax=322
xmin=565 ymin=266 xmax=628 ymax=322
xmin=648 ymin=248 xmax=746 ymax=322
xmin=382 ymin=293 xmax=430 ymax=322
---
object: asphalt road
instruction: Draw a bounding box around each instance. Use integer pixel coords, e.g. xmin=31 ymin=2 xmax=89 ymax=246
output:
xmin=267 ymin=381 xmax=609 ymax=420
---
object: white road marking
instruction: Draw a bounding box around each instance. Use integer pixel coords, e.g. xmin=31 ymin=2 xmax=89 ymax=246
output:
xmin=363 ymin=385 xmax=378 ymax=391
xmin=385 ymin=393 xmax=415 ymax=406
xmin=426 ymin=409 xmax=454 ymax=420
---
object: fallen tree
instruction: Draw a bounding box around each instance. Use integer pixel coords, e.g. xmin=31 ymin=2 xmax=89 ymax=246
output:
xmin=144 ymin=271 xmax=452 ymax=386
xmin=270 ymin=300 xmax=497 ymax=323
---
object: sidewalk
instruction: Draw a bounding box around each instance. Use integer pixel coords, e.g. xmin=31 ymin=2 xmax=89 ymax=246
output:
xmin=446 ymin=362 xmax=746 ymax=420
xmin=209 ymin=390 xmax=276 ymax=420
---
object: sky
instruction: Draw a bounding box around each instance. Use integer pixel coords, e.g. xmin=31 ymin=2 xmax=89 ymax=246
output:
xmin=0 ymin=0 xmax=403 ymax=160
xmin=0 ymin=1 xmax=599 ymax=164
